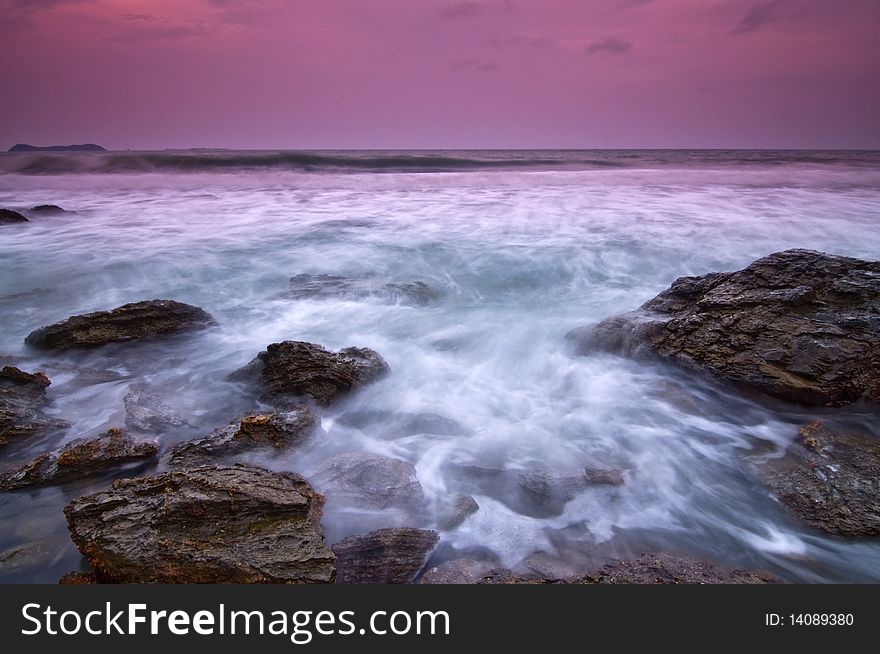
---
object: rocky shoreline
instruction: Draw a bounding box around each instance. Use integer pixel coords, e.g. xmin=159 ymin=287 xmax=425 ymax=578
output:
xmin=1 ymin=248 xmax=878 ymax=583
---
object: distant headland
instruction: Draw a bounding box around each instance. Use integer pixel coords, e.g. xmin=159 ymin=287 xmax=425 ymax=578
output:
xmin=8 ymin=143 xmax=106 ymax=152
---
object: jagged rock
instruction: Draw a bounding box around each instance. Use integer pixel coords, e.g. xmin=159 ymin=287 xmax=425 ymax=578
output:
xmin=286 ymin=274 xmax=437 ymax=306
xmin=335 ymin=409 xmax=469 ymax=438
xmin=568 ymin=250 xmax=880 ymax=406
xmin=25 ymin=299 xmax=216 ymax=350
xmin=474 ymin=553 xmax=777 ymax=584
xmin=0 ymin=428 xmax=157 ymax=491
xmin=436 ymin=495 xmax=479 ymax=530
xmin=333 ymin=528 xmax=439 ymax=583
xmin=168 ymin=407 xmax=320 ymax=466
xmin=123 ymin=384 xmax=188 ymax=432
xmin=312 ymin=452 xmax=425 ymax=511
xmin=762 ymin=420 xmax=880 ymax=537
xmin=0 ymin=366 xmax=68 ymax=446
xmin=232 ymin=341 xmax=389 ymax=406
xmin=0 ymin=209 xmax=28 ymax=224
xmin=64 ymin=464 xmax=335 ymax=583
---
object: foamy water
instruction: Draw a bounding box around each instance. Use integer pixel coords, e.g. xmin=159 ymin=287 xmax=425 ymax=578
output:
xmin=1 ymin=151 xmax=879 ymax=582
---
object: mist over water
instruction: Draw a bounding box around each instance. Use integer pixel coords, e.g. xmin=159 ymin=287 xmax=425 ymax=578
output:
xmin=2 ymin=150 xmax=880 ymax=582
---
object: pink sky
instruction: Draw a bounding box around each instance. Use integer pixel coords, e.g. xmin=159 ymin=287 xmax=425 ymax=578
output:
xmin=2 ymin=0 xmax=879 ymax=149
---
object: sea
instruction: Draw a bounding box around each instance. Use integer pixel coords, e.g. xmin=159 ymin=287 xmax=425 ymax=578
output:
xmin=1 ymin=149 xmax=879 ymax=582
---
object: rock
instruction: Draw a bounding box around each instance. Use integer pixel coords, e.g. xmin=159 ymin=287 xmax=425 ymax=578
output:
xmin=335 ymin=410 xmax=469 ymax=438
xmin=584 ymin=467 xmax=625 ymax=486
xmin=25 ymin=299 xmax=216 ymax=351
xmin=0 ymin=537 xmax=68 ymax=575
xmin=58 ymin=571 xmax=98 ymax=584
xmin=9 ymin=143 xmax=106 ymax=152
xmin=286 ymin=274 xmax=438 ymax=306
xmin=568 ymin=250 xmax=880 ymax=406
xmin=312 ymin=452 xmax=425 ymax=511
xmin=168 ymin=407 xmax=320 ymax=466
xmin=0 ymin=208 xmax=28 ymax=224
xmin=123 ymin=383 xmax=188 ymax=432
xmin=436 ymin=495 xmax=479 ymax=530
xmin=476 ymin=553 xmax=777 ymax=584
xmin=333 ymin=528 xmax=439 ymax=583
xmin=233 ymin=341 xmax=389 ymax=406
xmin=419 ymin=558 xmax=494 ymax=584
xmin=64 ymin=464 xmax=335 ymax=583
xmin=29 ymin=204 xmax=74 ymax=215
xmin=762 ymin=420 xmax=880 ymax=537
xmin=0 ymin=428 xmax=158 ymax=491
xmin=0 ymin=366 xmax=68 ymax=447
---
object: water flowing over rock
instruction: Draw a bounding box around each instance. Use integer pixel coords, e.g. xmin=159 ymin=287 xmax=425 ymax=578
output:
xmin=762 ymin=420 xmax=880 ymax=537
xmin=0 ymin=428 xmax=157 ymax=491
xmin=336 ymin=409 xmax=470 ymax=439
xmin=568 ymin=250 xmax=880 ymax=406
xmin=0 ymin=209 xmax=28 ymax=224
xmin=168 ymin=407 xmax=321 ymax=466
xmin=123 ymin=383 xmax=189 ymax=432
xmin=232 ymin=341 xmax=389 ymax=406
xmin=333 ymin=528 xmax=439 ymax=583
xmin=312 ymin=452 xmax=425 ymax=511
xmin=286 ymin=274 xmax=438 ymax=306
xmin=25 ymin=300 xmax=216 ymax=350
xmin=436 ymin=495 xmax=479 ymax=530
xmin=29 ymin=205 xmax=73 ymax=215
xmin=64 ymin=464 xmax=335 ymax=583
xmin=0 ymin=366 xmax=68 ymax=446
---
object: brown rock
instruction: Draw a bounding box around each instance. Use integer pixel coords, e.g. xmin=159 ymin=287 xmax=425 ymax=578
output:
xmin=333 ymin=528 xmax=439 ymax=583
xmin=0 ymin=366 xmax=68 ymax=446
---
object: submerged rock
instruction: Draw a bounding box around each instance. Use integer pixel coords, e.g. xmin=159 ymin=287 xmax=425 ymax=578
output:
xmin=232 ymin=341 xmax=389 ymax=406
xmin=436 ymin=495 xmax=479 ymax=530
xmin=568 ymin=250 xmax=880 ymax=407
xmin=336 ymin=409 xmax=470 ymax=439
xmin=419 ymin=558 xmax=494 ymax=584
xmin=333 ymin=528 xmax=439 ymax=583
xmin=0 ymin=428 xmax=157 ymax=491
xmin=0 ymin=209 xmax=28 ymax=224
xmin=123 ymin=384 xmax=188 ymax=432
xmin=312 ymin=452 xmax=425 ymax=511
xmin=168 ymin=407 xmax=320 ymax=466
xmin=64 ymin=464 xmax=335 ymax=583
xmin=286 ymin=274 xmax=438 ymax=306
xmin=0 ymin=366 xmax=68 ymax=446
xmin=29 ymin=204 xmax=73 ymax=215
xmin=762 ymin=420 xmax=880 ymax=537
xmin=25 ymin=299 xmax=216 ymax=350
xmin=458 ymin=553 xmax=777 ymax=584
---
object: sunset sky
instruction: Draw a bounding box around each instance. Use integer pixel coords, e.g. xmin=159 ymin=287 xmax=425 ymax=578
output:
xmin=2 ymin=0 xmax=879 ymax=150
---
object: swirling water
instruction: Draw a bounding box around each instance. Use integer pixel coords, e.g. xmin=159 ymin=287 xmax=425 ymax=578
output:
xmin=1 ymin=150 xmax=879 ymax=582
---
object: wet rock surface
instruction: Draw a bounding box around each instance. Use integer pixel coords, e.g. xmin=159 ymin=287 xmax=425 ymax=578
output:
xmin=123 ymin=383 xmax=189 ymax=432
xmin=312 ymin=452 xmax=425 ymax=511
xmin=0 ymin=428 xmax=158 ymax=491
xmin=64 ymin=464 xmax=335 ymax=583
xmin=169 ymin=407 xmax=321 ymax=466
xmin=569 ymin=249 xmax=880 ymax=406
xmin=333 ymin=528 xmax=439 ymax=583
xmin=233 ymin=341 xmax=389 ymax=406
xmin=436 ymin=494 xmax=479 ymax=530
xmin=419 ymin=558 xmax=494 ymax=584
xmin=762 ymin=420 xmax=880 ymax=537
xmin=286 ymin=274 xmax=438 ymax=306
xmin=0 ymin=208 xmax=28 ymax=224
xmin=0 ymin=366 xmax=68 ymax=446
xmin=335 ymin=409 xmax=469 ymax=438
xmin=25 ymin=299 xmax=216 ymax=350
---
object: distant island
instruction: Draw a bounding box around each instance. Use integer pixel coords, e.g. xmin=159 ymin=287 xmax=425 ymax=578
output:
xmin=8 ymin=143 xmax=106 ymax=152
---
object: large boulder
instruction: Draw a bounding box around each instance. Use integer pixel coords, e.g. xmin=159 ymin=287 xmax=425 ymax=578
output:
xmin=123 ymin=384 xmax=189 ymax=432
xmin=0 ymin=366 xmax=68 ymax=446
xmin=0 ymin=209 xmax=28 ymax=224
xmin=333 ymin=528 xmax=439 ymax=583
xmin=232 ymin=341 xmax=389 ymax=406
xmin=168 ymin=407 xmax=320 ymax=466
xmin=568 ymin=250 xmax=880 ymax=406
xmin=0 ymin=427 xmax=157 ymax=491
xmin=25 ymin=300 xmax=216 ymax=350
xmin=286 ymin=274 xmax=437 ymax=306
xmin=762 ymin=420 xmax=880 ymax=537
xmin=64 ymin=464 xmax=335 ymax=583
xmin=312 ymin=452 xmax=425 ymax=511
